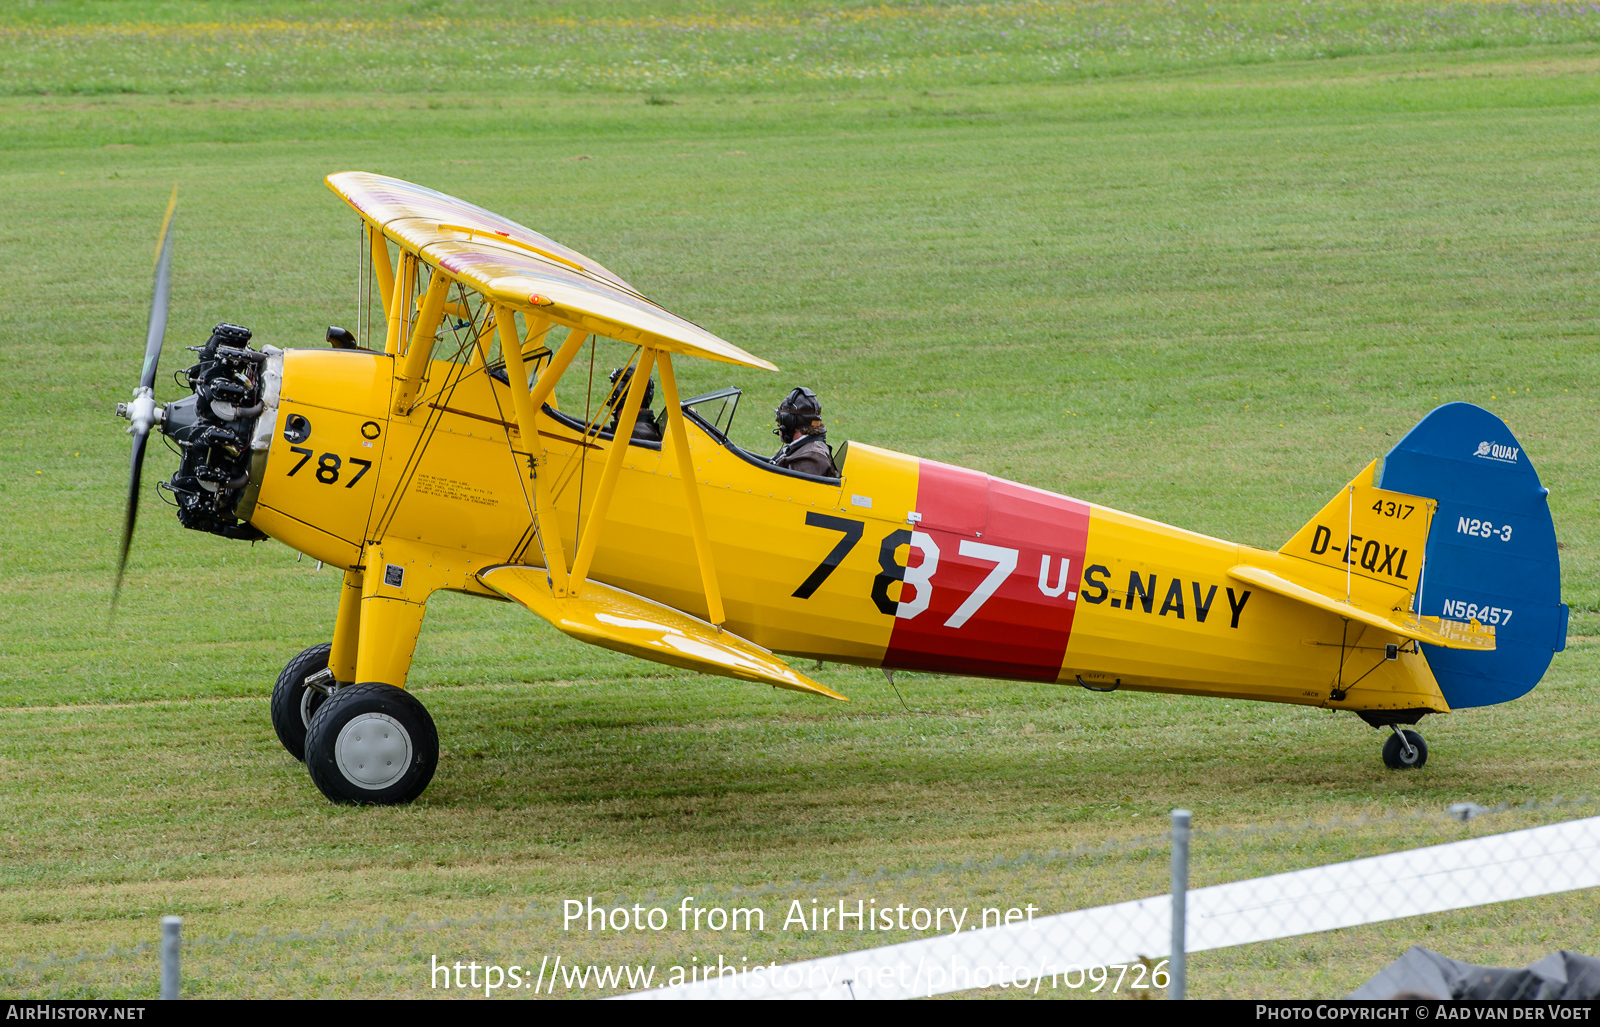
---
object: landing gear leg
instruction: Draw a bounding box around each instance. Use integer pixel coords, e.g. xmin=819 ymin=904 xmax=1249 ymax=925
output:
xmin=1381 ymin=726 xmax=1428 ymax=770
xmin=272 ymin=570 xmax=365 ymax=763
xmin=328 ymin=569 xmax=363 ymax=684
xmin=301 ymin=540 xmax=445 ymax=804
xmin=352 ymin=560 xmax=431 ymax=689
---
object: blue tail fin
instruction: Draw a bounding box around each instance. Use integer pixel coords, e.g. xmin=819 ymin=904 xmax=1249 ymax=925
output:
xmin=1378 ymin=403 xmax=1567 ymax=709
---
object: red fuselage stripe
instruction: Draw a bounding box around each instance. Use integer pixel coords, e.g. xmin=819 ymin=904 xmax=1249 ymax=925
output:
xmin=884 ymin=461 xmax=1091 ymax=682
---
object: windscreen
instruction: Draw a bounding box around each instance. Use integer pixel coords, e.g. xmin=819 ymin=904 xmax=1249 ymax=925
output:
xmin=682 ymin=387 xmax=741 ymax=439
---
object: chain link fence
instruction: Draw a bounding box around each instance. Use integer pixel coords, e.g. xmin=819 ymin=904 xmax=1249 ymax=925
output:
xmin=4 ymin=798 xmax=1597 ymax=1000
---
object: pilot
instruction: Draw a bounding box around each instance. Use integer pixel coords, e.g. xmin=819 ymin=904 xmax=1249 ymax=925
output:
xmin=605 ymin=366 xmax=662 ymax=442
xmin=771 ymin=387 xmax=839 ymax=477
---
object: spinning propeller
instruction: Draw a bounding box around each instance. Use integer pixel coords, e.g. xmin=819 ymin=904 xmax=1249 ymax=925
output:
xmin=112 ymin=188 xmax=178 ymax=611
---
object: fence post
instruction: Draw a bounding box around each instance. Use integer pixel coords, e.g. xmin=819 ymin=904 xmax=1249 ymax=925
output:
xmin=160 ymin=916 xmax=181 ymax=1000
xmin=1170 ymin=809 xmax=1191 ymax=1000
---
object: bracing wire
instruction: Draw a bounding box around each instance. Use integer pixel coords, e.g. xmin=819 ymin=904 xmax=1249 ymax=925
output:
xmin=550 ymin=343 xmax=639 ymax=505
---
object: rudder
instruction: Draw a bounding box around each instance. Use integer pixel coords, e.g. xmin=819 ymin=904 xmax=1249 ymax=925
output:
xmin=1378 ymin=403 xmax=1567 ymax=708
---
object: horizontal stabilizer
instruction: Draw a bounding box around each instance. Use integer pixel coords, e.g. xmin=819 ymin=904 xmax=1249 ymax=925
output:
xmin=1228 ymin=563 xmax=1495 ymax=651
xmin=478 ymin=565 xmax=847 ymax=700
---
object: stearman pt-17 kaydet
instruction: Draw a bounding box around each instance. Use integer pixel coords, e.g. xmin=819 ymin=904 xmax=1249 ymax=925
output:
xmin=113 ymin=175 xmax=1568 ymax=804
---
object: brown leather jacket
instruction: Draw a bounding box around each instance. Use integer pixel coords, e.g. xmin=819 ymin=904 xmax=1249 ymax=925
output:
xmin=773 ymin=431 xmax=838 ymax=477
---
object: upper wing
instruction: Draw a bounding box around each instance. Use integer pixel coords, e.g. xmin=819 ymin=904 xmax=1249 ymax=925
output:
xmin=326 ymin=171 xmax=776 ymax=371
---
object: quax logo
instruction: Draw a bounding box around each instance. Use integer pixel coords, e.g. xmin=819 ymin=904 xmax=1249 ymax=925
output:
xmin=1473 ymin=440 xmax=1519 ymax=464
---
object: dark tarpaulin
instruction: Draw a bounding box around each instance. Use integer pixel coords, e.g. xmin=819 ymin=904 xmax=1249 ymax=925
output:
xmin=1350 ymin=946 xmax=1600 ymax=1000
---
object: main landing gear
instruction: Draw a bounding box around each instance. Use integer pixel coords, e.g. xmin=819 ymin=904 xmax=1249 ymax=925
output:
xmin=271 ymin=644 xmax=439 ymax=804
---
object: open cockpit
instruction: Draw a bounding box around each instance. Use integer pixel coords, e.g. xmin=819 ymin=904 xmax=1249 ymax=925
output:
xmin=530 ymin=380 xmax=844 ymax=485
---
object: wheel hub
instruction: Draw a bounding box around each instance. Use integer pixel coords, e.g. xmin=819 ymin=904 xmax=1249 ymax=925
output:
xmin=334 ymin=712 xmax=413 ymax=790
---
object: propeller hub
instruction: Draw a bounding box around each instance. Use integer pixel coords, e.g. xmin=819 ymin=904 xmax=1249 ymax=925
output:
xmin=116 ymin=386 xmax=164 ymax=436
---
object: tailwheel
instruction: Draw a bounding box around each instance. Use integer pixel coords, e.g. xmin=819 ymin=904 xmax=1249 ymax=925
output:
xmin=304 ymin=683 xmax=438 ymax=805
xmin=270 ymin=643 xmax=334 ymax=761
xmin=1381 ymin=727 xmax=1428 ymax=770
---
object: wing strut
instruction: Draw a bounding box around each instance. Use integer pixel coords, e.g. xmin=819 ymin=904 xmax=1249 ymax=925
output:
xmin=528 ymin=325 xmax=589 ymax=412
xmin=569 ymin=348 xmax=655 ymax=591
xmin=491 ymin=306 xmax=572 ymax=597
xmin=394 ymin=270 xmax=453 ymax=413
xmin=657 ymin=351 xmax=726 ymax=627
xmin=384 ymin=253 xmax=414 ymax=356
xmin=369 ymin=226 xmax=395 ymax=322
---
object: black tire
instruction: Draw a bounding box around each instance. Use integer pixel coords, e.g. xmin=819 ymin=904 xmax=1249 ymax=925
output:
xmin=304 ymin=683 xmax=438 ymax=805
xmin=1382 ymin=729 xmax=1428 ymax=770
xmin=271 ymin=643 xmax=332 ymax=762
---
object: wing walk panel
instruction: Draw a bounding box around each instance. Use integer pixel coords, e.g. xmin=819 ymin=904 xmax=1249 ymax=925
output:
xmin=478 ymin=565 xmax=847 ymax=700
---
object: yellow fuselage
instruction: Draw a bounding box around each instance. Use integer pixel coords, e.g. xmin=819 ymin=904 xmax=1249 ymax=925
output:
xmin=247 ymin=348 xmax=1446 ymax=715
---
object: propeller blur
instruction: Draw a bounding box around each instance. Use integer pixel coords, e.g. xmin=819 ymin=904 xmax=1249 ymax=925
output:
xmin=111 ymin=186 xmax=178 ymax=609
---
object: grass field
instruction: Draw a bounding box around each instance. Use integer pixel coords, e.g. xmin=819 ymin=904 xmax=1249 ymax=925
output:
xmin=2 ymin=0 xmax=1599 ymax=999
xmin=8 ymin=0 xmax=1600 ymax=96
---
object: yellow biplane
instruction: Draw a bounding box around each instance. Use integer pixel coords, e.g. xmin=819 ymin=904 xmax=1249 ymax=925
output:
xmin=114 ymin=174 xmax=1567 ymax=804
